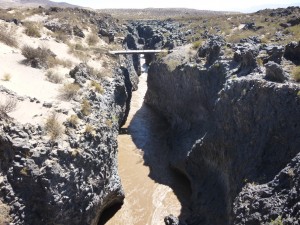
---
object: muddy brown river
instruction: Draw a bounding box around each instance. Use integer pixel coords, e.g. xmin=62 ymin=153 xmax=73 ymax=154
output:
xmin=105 ymin=56 xmax=190 ymax=225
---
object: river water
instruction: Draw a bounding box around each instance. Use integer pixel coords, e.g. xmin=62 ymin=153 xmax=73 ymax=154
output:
xmin=105 ymin=56 xmax=190 ymax=225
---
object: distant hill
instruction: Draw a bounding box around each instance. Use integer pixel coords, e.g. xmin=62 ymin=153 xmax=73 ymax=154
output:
xmin=0 ymin=0 xmax=78 ymax=8
xmin=97 ymin=8 xmax=239 ymax=20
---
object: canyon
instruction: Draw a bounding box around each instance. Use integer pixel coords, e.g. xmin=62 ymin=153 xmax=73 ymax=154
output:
xmin=0 ymin=4 xmax=300 ymax=225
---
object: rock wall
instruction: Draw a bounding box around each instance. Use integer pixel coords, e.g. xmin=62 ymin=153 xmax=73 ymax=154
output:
xmin=145 ymin=42 xmax=300 ymax=225
xmin=0 ymin=64 xmax=137 ymax=225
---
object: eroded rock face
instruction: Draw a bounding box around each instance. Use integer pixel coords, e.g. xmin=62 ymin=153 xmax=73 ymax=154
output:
xmin=0 ymin=64 xmax=137 ymax=225
xmin=145 ymin=43 xmax=300 ymax=225
xmin=233 ymin=153 xmax=300 ymax=225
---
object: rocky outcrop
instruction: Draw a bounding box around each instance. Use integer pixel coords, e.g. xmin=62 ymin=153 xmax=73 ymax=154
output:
xmin=264 ymin=61 xmax=287 ymax=82
xmin=145 ymin=41 xmax=300 ymax=225
xmin=0 ymin=64 xmax=137 ymax=224
xmin=233 ymin=153 xmax=300 ymax=225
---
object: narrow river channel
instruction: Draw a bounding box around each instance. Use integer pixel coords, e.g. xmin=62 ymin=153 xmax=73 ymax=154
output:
xmin=105 ymin=55 xmax=190 ymax=225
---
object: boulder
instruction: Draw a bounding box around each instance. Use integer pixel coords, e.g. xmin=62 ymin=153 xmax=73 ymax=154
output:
xmin=264 ymin=61 xmax=288 ymax=82
xmin=164 ymin=215 xmax=179 ymax=225
xmin=284 ymin=41 xmax=300 ymax=64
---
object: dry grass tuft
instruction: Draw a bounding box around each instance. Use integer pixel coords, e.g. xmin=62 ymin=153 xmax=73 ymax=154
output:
xmin=292 ymin=66 xmax=300 ymax=82
xmin=2 ymin=73 xmax=11 ymax=81
xmin=0 ymin=24 xmax=18 ymax=48
xmin=84 ymin=124 xmax=95 ymax=136
xmin=86 ymin=33 xmax=99 ymax=46
xmin=59 ymin=83 xmax=80 ymax=100
xmin=45 ymin=70 xmax=64 ymax=84
xmin=90 ymin=80 xmax=104 ymax=94
xmin=67 ymin=114 xmax=79 ymax=128
xmin=191 ymin=40 xmax=202 ymax=49
xmin=23 ymin=22 xmax=42 ymax=38
xmin=44 ymin=112 xmax=64 ymax=141
xmin=81 ymin=99 xmax=91 ymax=116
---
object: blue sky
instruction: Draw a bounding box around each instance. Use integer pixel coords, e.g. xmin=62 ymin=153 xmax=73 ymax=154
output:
xmin=52 ymin=0 xmax=300 ymax=12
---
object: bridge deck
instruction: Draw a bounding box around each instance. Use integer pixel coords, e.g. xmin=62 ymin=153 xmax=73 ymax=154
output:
xmin=109 ymin=49 xmax=171 ymax=55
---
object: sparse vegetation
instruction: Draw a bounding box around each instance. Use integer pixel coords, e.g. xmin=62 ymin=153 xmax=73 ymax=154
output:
xmin=59 ymin=83 xmax=80 ymax=100
xmin=86 ymin=33 xmax=99 ymax=46
xmin=269 ymin=216 xmax=283 ymax=225
xmin=90 ymin=80 xmax=104 ymax=94
xmin=292 ymin=66 xmax=300 ymax=82
xmin=0 ymin=200 xmax=11 ymax=224
xmin=84 ymin=124 xmax=95 ymax=136
xmin=21 ymin=45 xmax=50 ymax=66
xmin=47 ymin=57 xmax=73 ymax=68
xmin=44 ymin=112 xmax=64 ymax=141
xmin=81 ymin=99 xmax=91 ymax=116
xmin=192 ymin=40 xmax=202 ymax=49
xmin=2 ymin=73 xmax=11 ymax=81
xmin=0 ymin=24 xmax=18 ymax=48
xmin=68 ymin=42 xmax=88 ymax=61
xmin=67 ymin=114 xmax=79 ymax=128
xmin=23 ymin=22 xmax=42 ymax=38
xmin=0 ymin=97 xmax=17 ymax=117
xmin=45 ymin=70 xmax=64 ymax=83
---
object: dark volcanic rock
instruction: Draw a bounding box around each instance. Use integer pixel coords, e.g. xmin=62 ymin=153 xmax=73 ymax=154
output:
xmin=262 ymin=44 xmax=284 ymax=64
xmin=197 ymin=35 xmax=225 ymax=65
xmin=234 ymin=43 xmax=259 ymax=76
xmin=69 ymin=63 xmax=93 ymax=86
xmin=73 ymin=25 xmax=85 ymax=38
xmin=0 ymin=63 xmax=138 ymax=225
xmin=233 ymin=153 xmax=300 ymax=225
xmin=264 ymin=61 xmax=287 ymax=82
xmin=284 ymin=41 xmax=300 ymax=65
xmin=145 ymin=45 xmax=300 ymax=225
xmin=164 ymin=214 xmax=180 ymax=225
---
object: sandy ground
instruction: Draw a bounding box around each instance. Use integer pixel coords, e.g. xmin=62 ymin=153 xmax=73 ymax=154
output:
xmin=0 ymin=16 xmax=108 ymax=125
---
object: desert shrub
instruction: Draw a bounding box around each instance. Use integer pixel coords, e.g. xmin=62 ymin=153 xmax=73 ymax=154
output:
xmin=81 ymin=99 xmax=91 ymax=116
xmin=24 ymin=22 xmax=41 ymax=38
xmin=45 ymin=70 xmax=64 ymax=83
xmin=2 ymin=73 xmax=11 ymax=81
xmin=67 ymin=114 xmax=79 ymax=128
xmin=44 ymin=112 xmax=64 ymax=141
xmin=86 ymin=33 xmax=99 ymax=46
xmin=192 ymin=40 xmax=202 ymax=49
xmin=90 ymin=80 xmax=104 ymax=94
xmin=0 ymin=24 xmax=18 ymax=47
xmin=21 ymin=45 xmax=50 ymax=65
xmin=0 ymin=96 xmax=17 ymax=117
xmin=59 ymin=83 xmax=80 ymax=100
xmin=292 ymin=66 xmax=300 ymax=82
